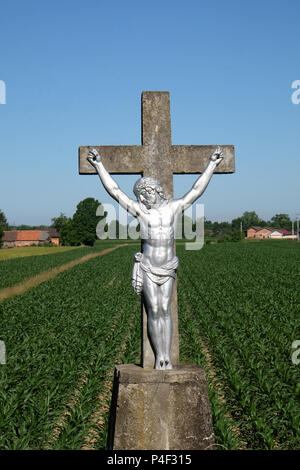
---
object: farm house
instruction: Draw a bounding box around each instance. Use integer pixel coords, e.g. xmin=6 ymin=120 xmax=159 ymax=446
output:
xmin=247 ymin=226 xmax=297 ymax=240
xmin=1 ymin=229 xmax=60 ymax=248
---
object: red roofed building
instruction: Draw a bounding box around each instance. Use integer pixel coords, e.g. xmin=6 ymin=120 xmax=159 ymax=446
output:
xmin=247 ymin=226 xmax=296 ymax=240
xmin=247 ymin=226 xmax=274 ymax=238
xmin=269 ymin=229 xmax=296 ymax=239
xmin=2 ymin=230 xmax=60 ymax=248
xmin=47 ymin=229 xmax=60 ymax=246
xmin=255 ymin=228 xmax=274 ymax=239
xmin=247 ymin=226 xmax=262 ymax=238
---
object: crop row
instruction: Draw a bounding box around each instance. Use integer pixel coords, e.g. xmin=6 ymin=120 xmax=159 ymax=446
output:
xmin=0 ymin=240 xmax=132 ymax=290
xmin=0 ymin=244 xmax=140 ymax=449
xmin=177 ymin=240 xmax=300 ymax=449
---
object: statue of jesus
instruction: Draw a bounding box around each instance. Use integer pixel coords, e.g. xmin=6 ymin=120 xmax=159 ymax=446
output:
xmin=87 ymin=146 xmax=223 ymax=370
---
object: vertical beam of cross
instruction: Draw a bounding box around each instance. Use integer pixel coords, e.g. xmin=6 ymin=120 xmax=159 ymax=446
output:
xmin=140 ymin=92 xmax=178 ymax=368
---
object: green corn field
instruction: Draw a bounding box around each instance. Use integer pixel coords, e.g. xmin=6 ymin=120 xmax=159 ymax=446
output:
xmin=0 ymin=240 xmax=299 ymax=450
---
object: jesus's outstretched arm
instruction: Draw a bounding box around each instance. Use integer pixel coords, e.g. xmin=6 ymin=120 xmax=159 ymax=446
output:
xmin=171 ymin=146 xmax=224 ymax=212
xmin=87 ymin=148 xmax=139 ymax=217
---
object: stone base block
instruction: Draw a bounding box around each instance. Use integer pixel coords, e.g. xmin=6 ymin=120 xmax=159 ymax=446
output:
xmin=107 ymin=364 xmax=215 ymax=450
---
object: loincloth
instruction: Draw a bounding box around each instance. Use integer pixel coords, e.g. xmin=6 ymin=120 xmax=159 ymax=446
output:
xmin=131 ymin=252 xmax=179 ymax=294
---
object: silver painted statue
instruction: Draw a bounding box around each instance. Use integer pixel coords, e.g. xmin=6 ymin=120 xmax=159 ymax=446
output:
xmin=87 ymin=147 xmax=223 ymax=370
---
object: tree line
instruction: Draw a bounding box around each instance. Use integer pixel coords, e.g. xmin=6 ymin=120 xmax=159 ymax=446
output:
xmin=202 ymin=211 xmax=294 ymax=242
xmin=0 ymin=199 xmax=106 ymax=247
xmin=0 ymin=202 xmax=296 ymax=247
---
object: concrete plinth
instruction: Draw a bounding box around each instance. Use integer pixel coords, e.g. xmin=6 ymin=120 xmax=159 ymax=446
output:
xmin=107 ymin=364 xmax=215 ymax=450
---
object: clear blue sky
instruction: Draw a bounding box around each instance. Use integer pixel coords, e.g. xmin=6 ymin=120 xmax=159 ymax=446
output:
xmin=0 ymin=0 xmax=299 ymax=225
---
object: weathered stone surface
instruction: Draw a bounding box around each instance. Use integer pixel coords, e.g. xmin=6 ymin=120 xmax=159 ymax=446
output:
xmin=79 ymin=92 xmax=235 ymax=177
xmin=79 ymin=145 xmax=144 ymax=175
xmin=107 ymin=364 xmax=215 ymax=450
xmin=170 ymin=145 xmax=235 ymax=174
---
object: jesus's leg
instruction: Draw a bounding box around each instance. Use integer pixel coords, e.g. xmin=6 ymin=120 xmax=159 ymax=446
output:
xmin=159 ymin=277 xmax=175 ymax=370
xmin=142 ymin=273 xmax=165 ymax=369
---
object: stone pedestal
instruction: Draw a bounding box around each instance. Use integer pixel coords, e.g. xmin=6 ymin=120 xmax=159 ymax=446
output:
xmin=107 ymin=364 xmax=215 ymax=450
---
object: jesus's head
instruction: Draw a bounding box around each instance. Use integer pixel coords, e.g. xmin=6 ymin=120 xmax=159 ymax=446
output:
xmin=133 ymin=177 xmax=168 ymax=210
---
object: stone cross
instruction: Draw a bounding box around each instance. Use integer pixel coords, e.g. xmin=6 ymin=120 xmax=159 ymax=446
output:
xmin=79 ymin=91 xmax=235 ymax=368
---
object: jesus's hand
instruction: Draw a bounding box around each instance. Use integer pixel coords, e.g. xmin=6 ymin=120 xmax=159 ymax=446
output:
xmin=210 ymin=146 xmax=223 ymax=166
xmin=132 ymin=280 xmax=143 ymax=295
xmin=87 ymin=148 xmax=101 ymax=166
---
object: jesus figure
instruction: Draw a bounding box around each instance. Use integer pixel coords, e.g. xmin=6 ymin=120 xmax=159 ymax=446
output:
xmin=87 ymin=146 xmax=223 ymax=370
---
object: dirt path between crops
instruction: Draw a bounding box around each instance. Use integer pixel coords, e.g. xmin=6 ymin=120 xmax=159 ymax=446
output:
xmin=0 ymin=244 xmax=129 ymax=302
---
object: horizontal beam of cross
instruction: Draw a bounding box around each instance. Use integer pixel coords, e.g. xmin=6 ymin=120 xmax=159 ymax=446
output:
xmin=79 ymin=144 xmax=235 ymax=175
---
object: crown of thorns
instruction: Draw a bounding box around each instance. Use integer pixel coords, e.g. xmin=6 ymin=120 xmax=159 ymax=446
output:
xmin=133 ymin=177 xmax=166 ymax=198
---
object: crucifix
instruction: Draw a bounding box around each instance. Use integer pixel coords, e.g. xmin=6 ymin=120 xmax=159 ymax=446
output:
xmin=79 ymin=91 xmax=235 ymax=369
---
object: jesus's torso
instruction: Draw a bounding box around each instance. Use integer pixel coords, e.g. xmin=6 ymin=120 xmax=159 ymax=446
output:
xmin=138 ymin=203 xmax=179 ymax=267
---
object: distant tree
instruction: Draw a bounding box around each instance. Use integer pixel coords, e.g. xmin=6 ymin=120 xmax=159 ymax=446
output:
xmin=72 ymin=198 xmax=107 ymax=246
xmin=201 ymin=218 xmax=232 ymax=236
xmin=59 ymin=219 xmax=81 ymax=246
xmin=217 ymin=229 xmax=245 ymax=243
xmin=51 ymin=200 xmax=106 ymax=246
xmin=51 ymin=213 xmax=70 ymax=233
xmin=231 ymin=229 xmax=245 ymax=242
xmin=51 ymin=213 xmax=73 ymax=245
xmin=218 ymin=221 xmax=232 ymax=233
xmin=217 ymin=233 xmax=232 ymax=243
xmin=258 ymin=219 xmax=268 ymax=228
xmin=8 ymin=224 xmax=50 ymax=230
xmin=0 ymin=209 xmax=8 ymax=228
xmin=202 ymin=218 xmax=211 ymax=231
xmin=231 ymin=216 xmax=243 ymax=231
xmin=232 ymin=211 xmax=261 ymax=231
xmin=270 ymin=213 xmax=292 ymax=230
xmin=0 ymin=209 xmax=8 ymax=246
